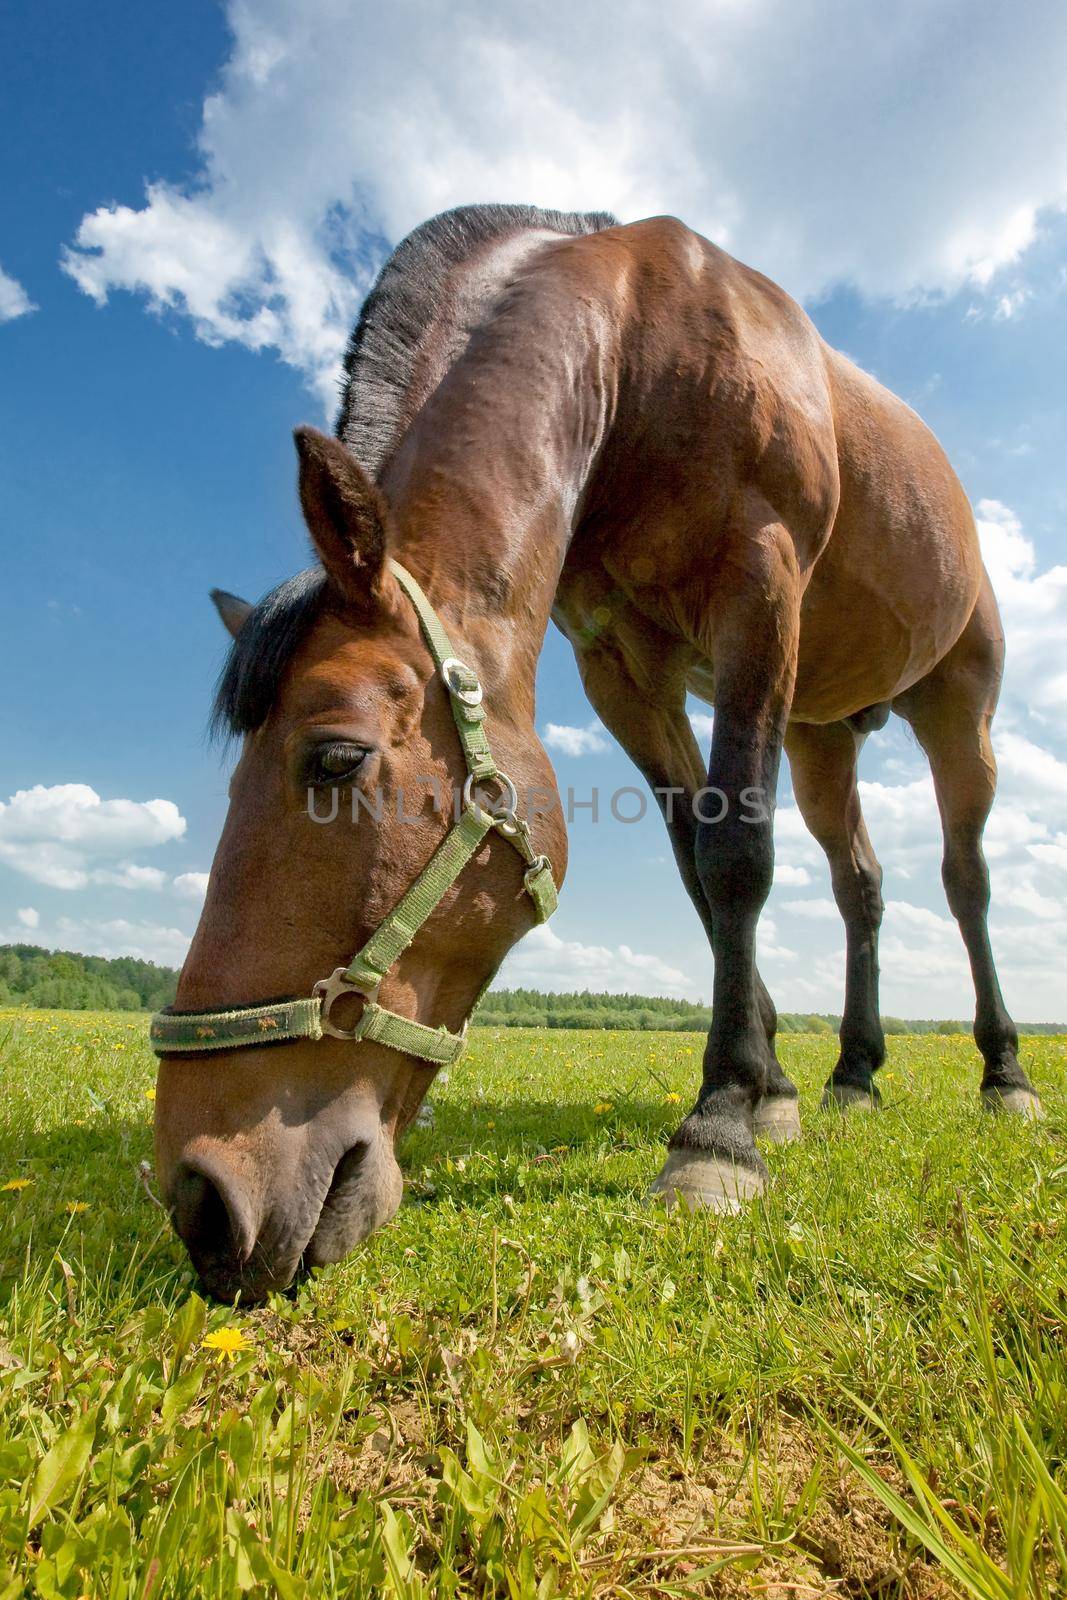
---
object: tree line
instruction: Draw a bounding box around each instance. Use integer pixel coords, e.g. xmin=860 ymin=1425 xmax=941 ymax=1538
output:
xmin=474 ymin=987 xmax=1065 ymax=1035
xmin=0 ymin=944 xmax=178 ymax=1013
xmin=1 ymin=949 xmax=1062 ymax=1033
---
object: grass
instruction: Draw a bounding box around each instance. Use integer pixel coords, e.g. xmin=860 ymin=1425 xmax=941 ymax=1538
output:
xmin=0 ymin=1009 xmax=1064 ymax=1598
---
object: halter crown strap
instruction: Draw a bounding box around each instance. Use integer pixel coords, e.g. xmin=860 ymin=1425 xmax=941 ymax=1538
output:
xmin=387 ymin=561 xmax=498 ymax=784
xmin=150 ymin=558 xmax=558 ymax=1062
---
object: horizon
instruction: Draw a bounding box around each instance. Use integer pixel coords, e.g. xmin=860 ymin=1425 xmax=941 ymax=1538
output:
xmin=3 ymin=938 xmax=1066 ymax=1032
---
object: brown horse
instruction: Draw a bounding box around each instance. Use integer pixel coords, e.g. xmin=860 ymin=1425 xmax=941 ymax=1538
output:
xmin=154 ymin=204 xmax=1041 ymax=1302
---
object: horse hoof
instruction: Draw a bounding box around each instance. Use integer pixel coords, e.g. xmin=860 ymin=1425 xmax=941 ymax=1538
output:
xmin=820 ymin=1082 xmax=878 ymax=1113
xmin=981 ymin=1087 xmax=1044 ymax=1120
xmin=648 ymin=1149 xmax=766 ymax=1213
xmin=754 ymin=1095 xmax=802 ymax=1144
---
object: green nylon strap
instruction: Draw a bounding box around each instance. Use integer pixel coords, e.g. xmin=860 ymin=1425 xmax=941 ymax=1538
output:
xmin=386 ymin=558 xmax=498 ymax=781
xmin=150 ymin=998 xmax=323 ymax=1054
xmin=386 ymin=559 xmax=456 ymax=675
xmin=354 ymin=1002 xmax=467 ymax=1066
xmin=524 ymin=858 xmax=558 ymax=922
xmin=149 ymin=995 xmax=464 ymax=1064
xmin=344 ymin=804 xmax=495 ymax=991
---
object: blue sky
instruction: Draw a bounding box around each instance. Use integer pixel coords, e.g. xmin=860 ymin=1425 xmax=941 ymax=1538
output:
xmin=2 ymin=0 xmax=1066 ymax=1017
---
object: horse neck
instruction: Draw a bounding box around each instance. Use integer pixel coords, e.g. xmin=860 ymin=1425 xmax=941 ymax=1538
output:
xmin=380 ymin=264 xmax=618 ymax=720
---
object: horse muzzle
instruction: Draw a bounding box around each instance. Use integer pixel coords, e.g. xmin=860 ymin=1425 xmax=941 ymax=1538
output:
xmin=158 ymin=1087 xmax=404 ymax=1303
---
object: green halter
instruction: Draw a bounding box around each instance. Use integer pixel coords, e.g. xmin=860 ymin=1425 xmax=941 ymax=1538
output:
xmin=150 ymin=558 xmax=558 ymax=1064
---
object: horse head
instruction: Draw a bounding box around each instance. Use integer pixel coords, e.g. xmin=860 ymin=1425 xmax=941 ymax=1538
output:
xmin=153 ymin=427 xmax=565 ymax=1301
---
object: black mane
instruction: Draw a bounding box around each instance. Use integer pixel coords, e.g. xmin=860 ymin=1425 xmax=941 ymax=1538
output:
xmin=215 ymin=203 xmax=616 ymax=736
xmin=335 ymin=202 xmax=616 ymax=478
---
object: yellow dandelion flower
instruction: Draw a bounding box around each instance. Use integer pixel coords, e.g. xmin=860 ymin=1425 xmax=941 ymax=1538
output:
xmin=2 ymin=1178 xmax=33 ymax=1192
xmin=65 ymin=1201 xmax=91 ymax=1215
xmin=202 ymin=1327 xmax=254 ymax=1363
xmin=593 ymin=1101 xmax=614 ymax=1115
xmin=664 ymin=1092 xmax=681 ymax=1104
xmin=145 ymin=1087 xmax=157 ymax=1102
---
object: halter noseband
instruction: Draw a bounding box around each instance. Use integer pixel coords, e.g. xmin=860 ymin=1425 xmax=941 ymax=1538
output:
xmin=149 ymin=558 xmax=558 ymax=1066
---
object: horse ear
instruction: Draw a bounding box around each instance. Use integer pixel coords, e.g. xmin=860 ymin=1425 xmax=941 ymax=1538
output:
xmin=210 ymin=588 xmax=253 ymax=639
xmin=294 ymin=426 xmax=388 ymax=607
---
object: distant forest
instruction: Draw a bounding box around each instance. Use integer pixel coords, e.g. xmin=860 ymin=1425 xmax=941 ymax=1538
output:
xmin=0 ymin=944 xmax=178 ymax=1014
xmin=0 ymin=948 xmax=1063 ymax=1033
xmin=474 ymin=988 xmax=1067 ymax=1035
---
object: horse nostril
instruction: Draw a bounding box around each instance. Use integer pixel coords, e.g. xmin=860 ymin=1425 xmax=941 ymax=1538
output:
xmin=325 ymin=1141 xmax=369 ymax=1204
xmin=171 ymin=1162 xmax=256 ymax=1266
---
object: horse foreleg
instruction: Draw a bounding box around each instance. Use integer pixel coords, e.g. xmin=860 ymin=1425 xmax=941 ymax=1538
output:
xmin=651 ymin=517 xmax=801 ymax=1210
xmin=571 ymin=615 xmax=801 ymax=1147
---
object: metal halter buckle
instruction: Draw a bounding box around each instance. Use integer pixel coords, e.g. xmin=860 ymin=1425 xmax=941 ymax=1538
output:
xmin=312 ymin=967 xmax=381 ymax=1040
xmin=524 ymin=854 xmax=551 ymax=889
xmin=463 ymin=770 xmax=519 ymax=826
xmin=440 ymin=656 xmax=483 ymax=707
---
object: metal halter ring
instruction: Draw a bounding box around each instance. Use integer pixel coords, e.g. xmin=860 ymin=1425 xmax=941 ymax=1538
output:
xmin=312 ymin=967 xmax=381 ymax=1040
xmin=463 ymin=770 xmax=519 ymax=825
xmin=440 ymin=656 xmax=484 ymax=707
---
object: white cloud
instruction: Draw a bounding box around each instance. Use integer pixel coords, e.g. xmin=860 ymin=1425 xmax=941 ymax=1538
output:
xmin=997 ymin=879 xmax=1061 ymax=922
xmin=887 ymin=901 xmax=958 ymax=938
xmin=542 ymin=721 xmax=610 ymax=757
xmin=500 ymin=921 xmax=694 ymax=998
xmin=994 ymin=288 xmax=1030 ymax=320
xmin=16 ymin=907 xmax=39 ymax=929
xmin=689 ymin=712 xmax=715 ymax=743
xmin=0 ymin=783 xmax=186 ymax=890
xmin=90 ymin=864 xmax=169 ymax=891
xmin=781 ymin=897 xmax=839 ymax=920
xmin=965 ymin=286 xmax=1034 ymax=324
xmin=0 ymin=264 xmax=36 ymax=322
xmin=765 ymin=727 xmax=1067 ymax=1018
xmin=0 ymin=912 xmax=193 ymax=966
xmin=51 ymin=917 xmax=191 ymax=966
xmin=756 ymin=913 xmax=797 ymax=967
xmin=1028 ymin=835 xmax=1067 ymax=873
xmin=977 ymin=500 xmax=1067 ymax=722
xmin=173 ymin=871 xmax=210 ymax=901
xmin=62 ymin=0 xmax=1067 ymax=401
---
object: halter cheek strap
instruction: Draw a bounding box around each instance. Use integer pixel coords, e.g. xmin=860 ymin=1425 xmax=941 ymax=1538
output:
xmin=150 ymin=558 xmax=558 ymax=1063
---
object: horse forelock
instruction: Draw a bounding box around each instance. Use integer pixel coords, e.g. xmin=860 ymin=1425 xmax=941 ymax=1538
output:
xmin=211 ymin=567 xmax=328 ymax=739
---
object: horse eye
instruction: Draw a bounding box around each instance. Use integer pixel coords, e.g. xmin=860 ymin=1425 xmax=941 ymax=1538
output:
xmin=308 ymin=743 xmax=369 ymax=785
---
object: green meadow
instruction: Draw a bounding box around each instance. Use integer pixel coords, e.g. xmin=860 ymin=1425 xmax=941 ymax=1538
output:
xmin=0 ymin=1010 xmax=1064 ymax=1598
